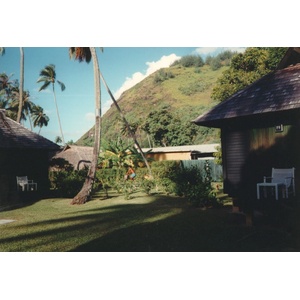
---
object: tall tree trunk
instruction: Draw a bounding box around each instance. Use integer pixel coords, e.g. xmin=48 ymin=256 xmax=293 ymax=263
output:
xmin=52 ymin=84 xmax=65 ymax=145
xmin=17 ymin=47 xmax=24 ymax=124
xmin=71 ymin=47 xmax=101 ymax=205
xmin=100 ymin=72 xmax=152 ymax=177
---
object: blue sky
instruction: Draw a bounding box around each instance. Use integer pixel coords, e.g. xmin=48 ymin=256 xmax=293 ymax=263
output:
xmin=0 ymin=47 xmax=245 ymax=143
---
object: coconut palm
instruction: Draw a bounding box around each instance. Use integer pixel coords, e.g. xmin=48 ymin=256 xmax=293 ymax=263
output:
xmin=31 ymin=104 xmax=49 ymax=134
xmin=69 ymin=47 xmax=101 ymax=204
xmin=0 ymin=47 xmax=25 ymax=124
xmin=17 ymin=47 xmax=24 ymax=123
xmin=100 ymin=72 xmax=152 ymax=176
xmin=11 ymin=89 xmax=33 ymax=126
xmin=54 ymin=136 xmax=63 ymax=145
xmin=22 ymin=91 xmax=34 ymax=129
xmin=0 ymin=73 xmax=16 ymax=96
xmin=37 ymin=64 xmax=66 ymax=144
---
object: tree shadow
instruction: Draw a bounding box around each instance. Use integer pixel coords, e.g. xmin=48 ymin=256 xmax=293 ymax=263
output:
xmin=0 ymin=194 xmax=297 ymax=252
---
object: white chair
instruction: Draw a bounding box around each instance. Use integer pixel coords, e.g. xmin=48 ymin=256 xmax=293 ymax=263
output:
xmin=257 ymin=168 xmax=295 ymax=200
xmin=16 ymin=176 xmax=37 ymax=191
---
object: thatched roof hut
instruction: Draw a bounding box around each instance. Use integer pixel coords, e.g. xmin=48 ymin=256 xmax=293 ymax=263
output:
xmin=52 ymin=145 xmax=93 ymax=170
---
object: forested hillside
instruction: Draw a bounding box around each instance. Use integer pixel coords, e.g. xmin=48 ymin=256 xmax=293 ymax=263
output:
xmin=76 ymin=53 xmax=234 ymax=147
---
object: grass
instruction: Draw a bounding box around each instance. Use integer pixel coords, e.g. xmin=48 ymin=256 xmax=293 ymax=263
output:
xmin=0 ymin=189 xmax=299 ymax=252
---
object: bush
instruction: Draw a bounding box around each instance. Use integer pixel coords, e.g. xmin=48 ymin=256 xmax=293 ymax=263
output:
xmin=50 ymin=168 xmax=88 ymax=198
xmin=174 ymin=55 xmax=204 ymax=68
xmin=95 ymin=160 xmax=218 ymax=207
xmin=151 ymin=160 xmax=217 ymax=207
xmin=153 ymin=69 xmax=175 ymax=83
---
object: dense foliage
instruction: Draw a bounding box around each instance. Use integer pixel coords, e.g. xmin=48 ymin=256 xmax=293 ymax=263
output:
xmin=211 ymin=47 xmax=288 ymax=102
xmin=49 ymin=158 xmax=88 ymax=197
xmin=171 ymin=54 xmax=205 ymax=68
xmin=141 ymin=105 xmax=199 ymax=147
xmin=95 ymin=160 xmax=219 ymax=207
xmin=205 ymin=50 xmax=237 ymax=70
xmin=0 ymin=72 xmax=49 ymax=131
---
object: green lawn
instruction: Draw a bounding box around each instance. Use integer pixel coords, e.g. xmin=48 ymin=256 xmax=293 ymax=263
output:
xmin=0 ymin=190 xmax=299 ymax=252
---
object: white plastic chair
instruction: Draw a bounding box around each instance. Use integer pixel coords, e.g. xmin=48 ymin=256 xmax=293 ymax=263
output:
xmin=257 ymin=168 xmax=295 ymax=200
xmin=16 ymin=176 xmax=37 ymax=191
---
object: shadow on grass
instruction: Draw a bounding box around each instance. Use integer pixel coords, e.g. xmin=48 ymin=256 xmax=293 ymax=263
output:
xmin=71 ymin=205 xmax=294 ymax=252
xmin=0 ymin=193 xmax=298 ymax=252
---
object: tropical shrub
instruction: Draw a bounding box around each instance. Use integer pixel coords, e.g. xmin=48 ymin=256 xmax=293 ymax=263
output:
xmin=49 ymin=157 xmax=89 ymax=197
xmin=150 ymin=160 xmax=218 ymax=207
xmin=172 ymin=55 xmax=204 ymax=68
xmin=50 ymin=168 xmax=88 ymax=198
xmin=95 ymin=160 xmax=218 ymax=207
xmin=153 ymin=69 xmax=175 ymax=83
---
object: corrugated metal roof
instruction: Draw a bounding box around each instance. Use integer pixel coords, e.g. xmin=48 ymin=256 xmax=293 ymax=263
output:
xmin=0 ymin=109 xmax=60 ymax=150
xmin=142 ymin=144 xmax=219 ymax=154
xmin=193 ymin=63 xmax=300 ymax=127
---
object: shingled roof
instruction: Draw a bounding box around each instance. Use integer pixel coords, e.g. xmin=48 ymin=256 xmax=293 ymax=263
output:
xmin=0 ymin=109 xmax=60 ymax=150
xmin=193 ymin=63 xmax=300 ymax=128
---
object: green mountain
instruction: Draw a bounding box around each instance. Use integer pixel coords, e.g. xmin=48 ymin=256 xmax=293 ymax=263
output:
xmin=76 ymin=63 xmax=228 ymax=147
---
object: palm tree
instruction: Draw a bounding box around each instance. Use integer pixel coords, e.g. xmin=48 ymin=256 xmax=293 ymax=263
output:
xmin=55 ymin=136 xmax=63 ymax=145
xmin=17 ymin=47 xmax=24 ymax=123
xmin=0 ymin=73 xmax=16 ymax=96
xmin=31 ymin=104 xmax=49 ymax=134
xmin=69 ymin=47 xmax=101 ymax=204
xmin=100 ymin=72 xmax=152 ymax=177
xmin=37 ymin=64 xmax=66 ymax=144
xmin=0 ymin=47 xmax=25 ymax=124
xmin=11 ymin=89 xmax=33 ymax=126
xmin=0 ymin=73 xmax=19 ymax=120
xmin=22 ymin=90 xmax=34 ymax=130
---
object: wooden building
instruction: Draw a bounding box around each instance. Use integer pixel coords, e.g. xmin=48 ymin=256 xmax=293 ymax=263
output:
xmin=193 ymin=48 xmax=300 ymax=210
xmin=142 ymin=144 xmax=219 ymax=161
xmin=0 ymin=109 xmax=60 ymax=209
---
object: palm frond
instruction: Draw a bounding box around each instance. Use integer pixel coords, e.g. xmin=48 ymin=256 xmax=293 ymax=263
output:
xmin=57 ymin=80 xmax=66 ymax=91
xmin=38 ymin=81 xmax=51 ymax=92
xmin=37 ymin=76 xmax=49 ymax=83
xmin=39 ymin=64 xmax=56 ymax=79
xmin=69 ymin=47 xmax=92 ymax=63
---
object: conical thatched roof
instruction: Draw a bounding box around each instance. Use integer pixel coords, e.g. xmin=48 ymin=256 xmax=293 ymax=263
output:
xmin=52 ymin=145 xmax=93 ymax=170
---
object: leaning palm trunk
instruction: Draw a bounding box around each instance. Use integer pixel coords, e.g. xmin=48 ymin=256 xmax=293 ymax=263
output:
xmin=71 ymin=47 xmax=101 ymax=205
xmin=17 ymin=47 xmax=24 ymax=124
xmin=100 ymin=72 xmax=152 ymax=177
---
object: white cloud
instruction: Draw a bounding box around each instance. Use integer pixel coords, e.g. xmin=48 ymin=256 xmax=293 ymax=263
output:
xmin=114 ymin=53 xmax=180 ymax=100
